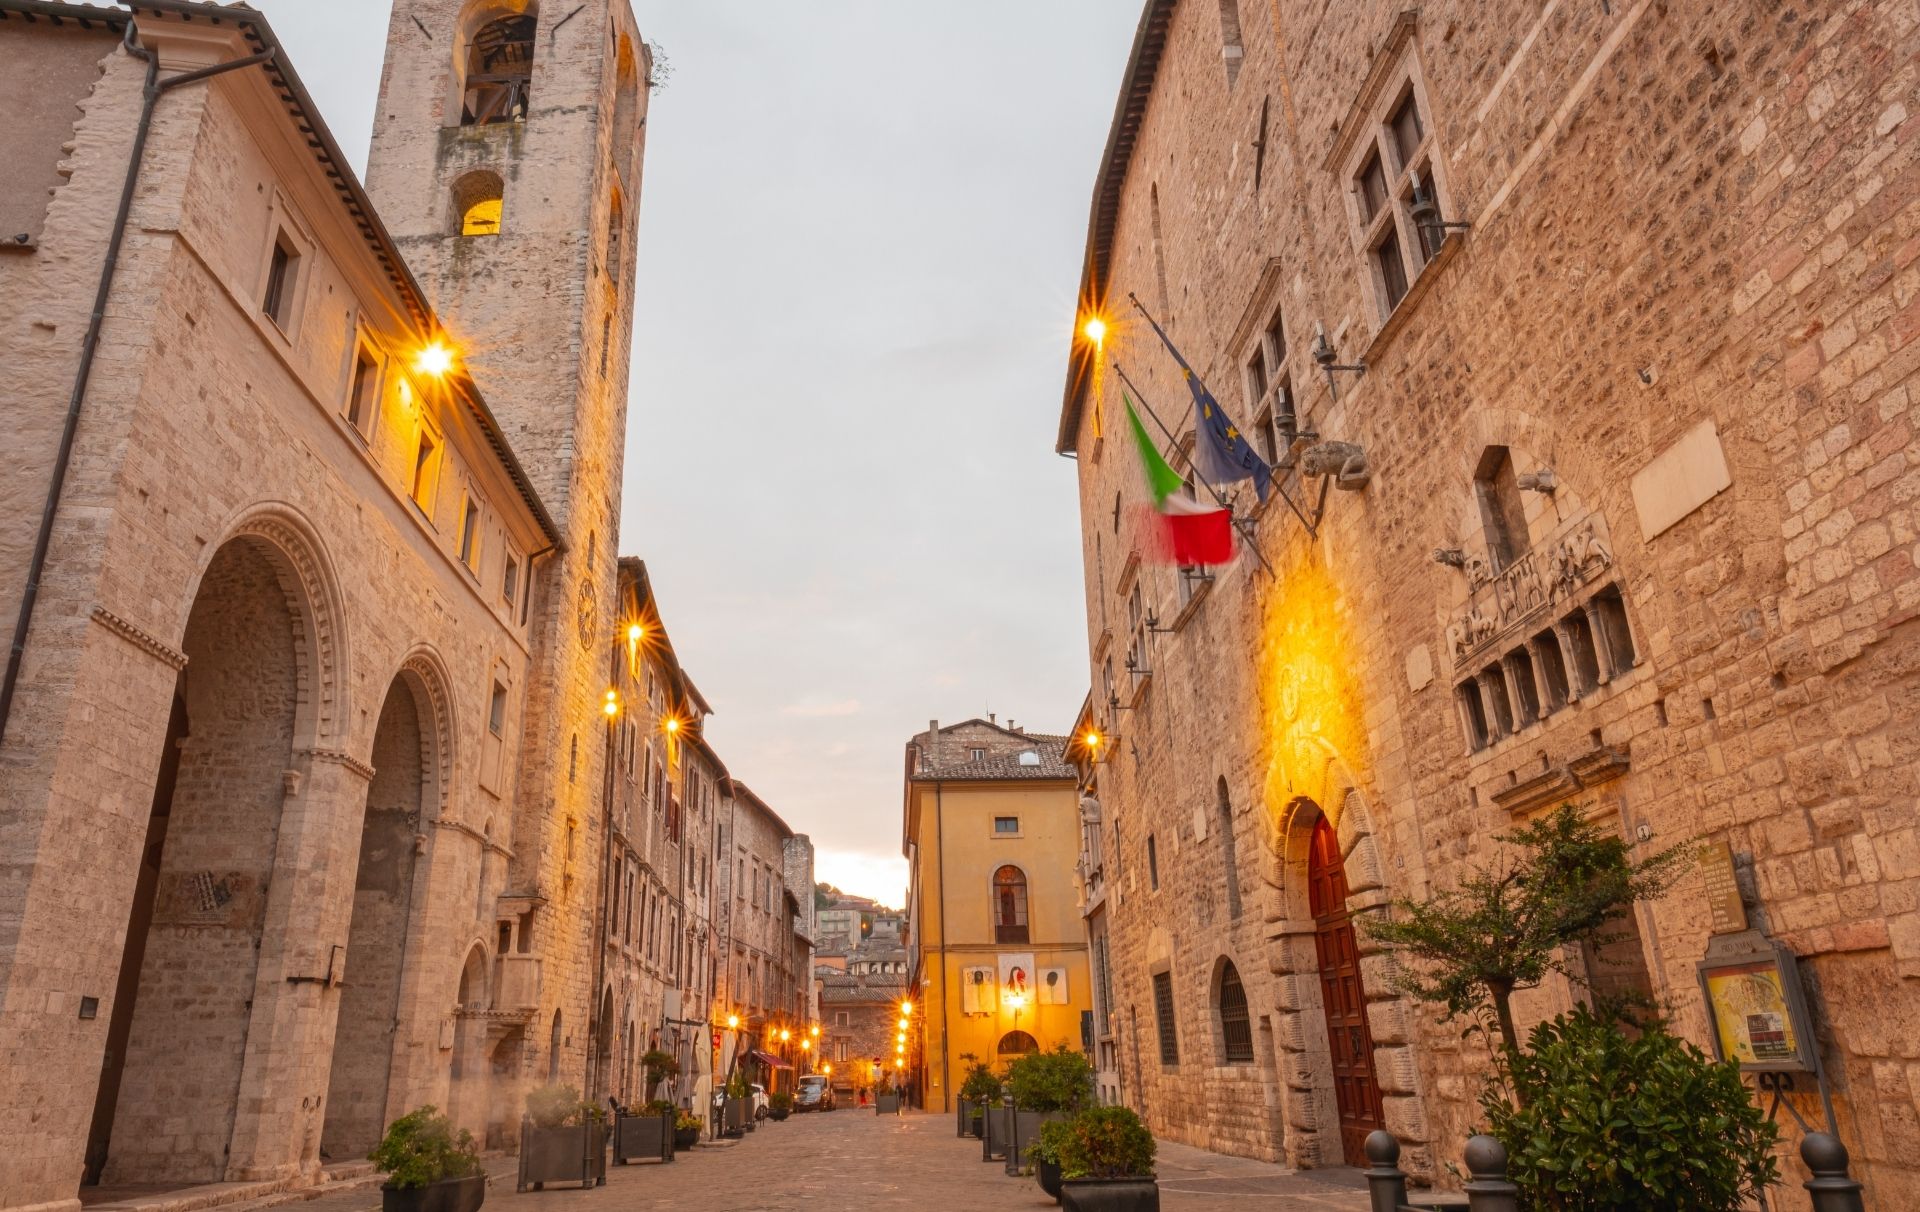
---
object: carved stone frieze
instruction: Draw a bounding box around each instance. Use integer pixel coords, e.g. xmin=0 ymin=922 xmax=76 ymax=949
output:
xmin=1448 ymin=508 xmax=1615 ymax=664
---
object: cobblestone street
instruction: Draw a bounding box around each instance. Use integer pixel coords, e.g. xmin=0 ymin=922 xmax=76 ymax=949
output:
xmin=289 ymin=1111 xmax=1370 ymax=1212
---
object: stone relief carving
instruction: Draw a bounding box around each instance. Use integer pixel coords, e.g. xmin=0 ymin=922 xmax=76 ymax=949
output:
xmin=1447 ymin=509 xmax=1614 ymax=663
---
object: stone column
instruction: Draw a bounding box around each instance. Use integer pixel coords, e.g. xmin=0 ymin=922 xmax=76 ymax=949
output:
xmin=224 ymin=750 xmax=373 ymax=1181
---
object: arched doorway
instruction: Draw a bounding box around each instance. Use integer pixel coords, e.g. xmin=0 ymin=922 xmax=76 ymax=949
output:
xmin=1308 ymin=816 xmax=1383 ymax=1165
xmin=996 ymin=1030 xmax=1038 ymax=1057
xmin=85 ymin=537 xmax=306 ymax=1184
xmin=321 ymin=674 xmax=430 ymax=1159
xmin=449 ymin=945 xmax=491 ymax=1136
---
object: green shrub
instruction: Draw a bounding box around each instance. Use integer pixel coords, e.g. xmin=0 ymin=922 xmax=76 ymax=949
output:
xmin=641 ymin=1049 xmax=680 ymax=1090
xmin=675 ymin=1110 xmax=704 ymax=1132
xmin=1005 ymin=1044 xmax=1095 ymax=1112
xmin=369 ymin=1106 xmax=482 ymax=1189
xmin=638 ymin=1099 xmax=675 ymax=1118
xmin=1027 ymin=1117 xmax=1074 ymax=1166
xmin=959 ymin=1060 xmax=1002 ymax=1107
xmin=1483 ymin=1006 xmax=1779 ymax=1211
xmin=770 ymin=1091 xmax=793 ymax=1112
xmin=725 ymin=1070 xmax=751 ymax=1100
xmin=1056 ymin=1106 xmax=1155 ymax=1180
xmin=525 ymin=1083 xmax=600 ymax=1129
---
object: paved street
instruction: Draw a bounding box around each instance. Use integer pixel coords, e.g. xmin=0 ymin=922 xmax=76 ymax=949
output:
xmin=292 ymin=1110 xmax=1370 ymax=1212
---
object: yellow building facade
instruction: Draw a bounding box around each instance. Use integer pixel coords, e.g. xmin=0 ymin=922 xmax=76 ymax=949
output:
xmin=903 ymin=721 xmax=1092 ymax=1111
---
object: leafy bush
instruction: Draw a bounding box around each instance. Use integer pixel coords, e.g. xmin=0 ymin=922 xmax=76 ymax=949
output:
xmin=638 ymin=1099 xmax=676 ymax=1118
xmin=1026 ymin=1117 xmax=1074 ymax=1166
xmin=525 ymin=1083 xmax=600 ymax=1129
xmin=724 ymin=1071 xmax=751 ymax=1100
xmin=369 ymin=1106 xmax=482 ymax=1189
xmin=1483 ymin=1007 xmax=1778 ymax=1211
xmin=959 ymin=1060 xmax=1002 ymax=1107
xmin=675 ymin=1111 xmax=704 ymax=1132
xmin=1005 ymin=1044 xmax=1095 ymax=1113
xmin=1056 ymin=1106 xmax=1156 ymax=1180
xmin=770 ymin=1091 xmax=794 ymax=1113
xmin=641 ymin=1049 xmax=680 ymax=1089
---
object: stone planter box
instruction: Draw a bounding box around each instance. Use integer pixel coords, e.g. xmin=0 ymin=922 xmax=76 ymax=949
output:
xmin=981 ymin=1106 xmax=1012 ymax=1161
xmin=381 ymin=1174 xmax=486 ymax=1212
xmin=874 ymin=1092 xmax=900 ymax=1114
xmin=1060 ymin=1178 xmax=1159 ymax=1212
xmin=1004 ymin=1110 xmax=1066 ymax=1175
xmin=722 ymin=1096 xmax=751 ymax=1135
xmin=516 ymin=1120 xmax=606 ymax=1191
xmin=612 ymin=1111 xmax=673 ymax=1164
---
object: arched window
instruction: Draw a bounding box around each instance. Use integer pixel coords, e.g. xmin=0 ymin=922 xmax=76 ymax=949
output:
xmin=457 ymin=945 xmax=488 ymax=1009
xmin=997 ymin=1030 xmax=1038 ymax=1057
xmin=1216 ymin=777 xmax=1241 ymax=919
xmin=1217 ymin=960 xmax=1253 ymax=1063
xmin=461 ymin=11 xmax=537 ymax=125
xmin=548 ymin=1009 xmax=563 ymax=1081
xmin=605 ymin=190 xmax=625 ymax=285
xmin=452 ymin=170 xmax=504 ymax=237
xmin=993 ymin=865 xmax=1029 ymax=945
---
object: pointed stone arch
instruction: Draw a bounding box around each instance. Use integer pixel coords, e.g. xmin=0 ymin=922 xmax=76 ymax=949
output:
xmin=395 ymin=645 xmax=457 ymax=821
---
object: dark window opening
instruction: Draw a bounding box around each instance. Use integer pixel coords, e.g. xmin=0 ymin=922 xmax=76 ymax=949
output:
xmin=1480 ymin=669 xmax=1513 ymax=739
xmin=1216 ymin=0 xmax=1244 ymax=88
xmin=1374 ymin=226 xmax=1408 ymax=311
xmin=994 ymin=816 xmax=1020 ymax=834
xmin=1218 ymin=962 xmax=1253 ymax=1063
xmin=1506 ymin=648 xmax=1540 ymax=727
xmin=463 ymin=16 xmax=536 ymax=125
xmin=1147 ymin=833 xmax=1160 ymax=890
xmin=1593 ymin=584 xmax=1637 ymax=673
xmin=1458 ymin=680 xmax=1490 ymax=751
xmin=1532 ymin=630 xmax=1570 ymax=713
xmin=1390 ymin=91 xmax=1424 ymax=172
xmin=998 ymin=1030 xmax=1039 ymax=1057
xmin=1216 ymin=778 xmax=1241 ymax=920
xmin=262 ymin=236 xmax=299 ymax=327
xmin=1473 ymin=447 xmax=1532 ymax=571
xmin=346 ymin=347 xmax=378 ymax=433
xmin=1565 ymin=612 xmax=1602 ymax=694
xmin=1152 ymin=971 xmax=1179 ymax=1065
xmin=993 ymin=865 xmax=1029 ymax=945
xmin=1358 ymin=151 xmax=1389 ymax=222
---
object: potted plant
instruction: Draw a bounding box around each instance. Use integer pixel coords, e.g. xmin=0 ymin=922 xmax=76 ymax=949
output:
xmin=611 ymin=1098 xmax=675 ymax=1165
xmin=1004 ymin=1045 xmax=1094 ymax=1171
xmin=370 ymin=1106 xmax=485 ymax=1212
xmin=873 ymin=1070 xmax=901 ymax=1114
xmin=959 ymin=1062 xmax=999 ymax=1140
xmin=722 ymin=1071 xmax=752 ymax=1136
xmin=673 ymin=1110 xmax=702 ymax=1152
xmin=516 ymin=1085 xmax=606 ymax=1192
xmin=640 ymin=1049 xmax=680 ymax=1098
xmin=1056 ymin=1106 xmax=1157 ymax=1212
xmin=1028 ymin=1118 xmax=1073 ymax=1204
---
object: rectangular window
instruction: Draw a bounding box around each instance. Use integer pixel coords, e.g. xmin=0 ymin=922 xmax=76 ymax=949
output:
xmin=1374 ymin=226 xmax=1409 ymax=311
xmin=1147 ymin=833 xmax=1160 ymax=890
xmin=1390 ymin=92 xmax=1424 ymax=170
xmin=1357 ymin=152 xmax=1389 ymax=222
xmin=993 ymin=816 xmax=1020 ymax=835
xmin=502 ymin=556 xmax=520 ymax=611
xmin=1347 ymin=73 xmax=1446 ymax=321
xmin=1152 ymin=971 xmax=1178 ymax=1065
xmin=489 ymin=681 xmax=507 ymax=736
xmin=410 ymin=428 xmax=440 ymax=515
xmin=458 ymin=495 xmax=482 ymax=571
xmin=262 ymin=235 xmax=301 ymax=328
xmin=346 ymin=346 xmax=378 ymax=435
xmin=1244 ymin=346 xmax=1267 ymax=411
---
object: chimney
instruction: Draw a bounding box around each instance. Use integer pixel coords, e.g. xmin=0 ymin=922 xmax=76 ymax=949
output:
xmin=928 ymin=720 xmax=939 ymax=769
xmin=989 ymin=712 xmax=997 ymax=725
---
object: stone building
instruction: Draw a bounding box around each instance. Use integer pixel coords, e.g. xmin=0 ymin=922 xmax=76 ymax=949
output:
xmin=1057 ymin=0 xmax=1920 ymax=1200
xmin=819 ymin=967 xmax=910 ymax=1096
xmin=713 ymin=779 xmax=815 ymax=1087
xmin=0 ymin=0 xmax=648 ymax=1207
xmin=903 ymin=720 xmax=1094 ymax=1111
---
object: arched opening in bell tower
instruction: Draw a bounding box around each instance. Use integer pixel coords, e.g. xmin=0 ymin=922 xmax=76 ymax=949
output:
xmin=453 ymin=3 xmax=539 ymax=126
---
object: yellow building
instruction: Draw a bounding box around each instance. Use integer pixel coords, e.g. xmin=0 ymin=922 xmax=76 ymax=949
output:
xmin=903 ymin=720 xmax=1092 ymax=1111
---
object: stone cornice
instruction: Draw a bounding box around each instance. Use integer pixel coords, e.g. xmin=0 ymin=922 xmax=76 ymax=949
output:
xmin=90 ymin=606 xmax=188 ymax=671
xmin=304 ymin=748 xmax=376 ymax=781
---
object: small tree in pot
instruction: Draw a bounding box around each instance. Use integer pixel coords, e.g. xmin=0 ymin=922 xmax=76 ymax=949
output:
xmin=1057 ymin=1106 xmax=1157 ymax=1212
xmin=673 ymin=1110 xmax=702 ymax=1151
xmin=769 ymin=1091 xmax=794 ymax=1121
xmin=958 ymin=1062 xmax=1000 ymax=1139
xmin=1027 ymin=1118 xmax=1074 ymax=1203
xmin=1004 ymin=1045 xmax=1093 ymax=1171
xmin=640 ymin=1050 xmax=679 ymax=1099
xmin=370 ymin=1106 xmax=485 ymax=1212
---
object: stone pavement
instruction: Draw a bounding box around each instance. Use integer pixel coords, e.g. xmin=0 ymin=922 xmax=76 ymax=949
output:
xmin=285 ymin=1109 xmax=1370 ymax=1212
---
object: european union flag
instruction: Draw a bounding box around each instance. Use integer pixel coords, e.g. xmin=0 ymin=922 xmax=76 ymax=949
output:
xmin=1186 ymin=372 xmax=1272 ymax=504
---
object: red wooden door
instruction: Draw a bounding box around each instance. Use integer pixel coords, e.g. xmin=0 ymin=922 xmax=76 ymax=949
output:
xmin=1308 ymin=816 xmax=1384 ymax=1165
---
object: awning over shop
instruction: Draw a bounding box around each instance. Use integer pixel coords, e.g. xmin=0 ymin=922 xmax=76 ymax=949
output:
xmin=748 ymin=1049 xmax=792 ymax=1069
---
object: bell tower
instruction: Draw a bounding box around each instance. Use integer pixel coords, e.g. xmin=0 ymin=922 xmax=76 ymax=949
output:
xmin=364 ymin=0 xmax=648 ymax=1088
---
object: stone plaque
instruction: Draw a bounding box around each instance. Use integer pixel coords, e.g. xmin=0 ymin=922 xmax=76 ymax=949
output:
xmin=1700 ymin=842 xmax=1747 ymax=934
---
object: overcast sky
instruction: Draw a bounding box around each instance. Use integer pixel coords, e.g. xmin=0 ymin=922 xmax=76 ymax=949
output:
xmin=245 ymin=1 xmax=1134 ymax=907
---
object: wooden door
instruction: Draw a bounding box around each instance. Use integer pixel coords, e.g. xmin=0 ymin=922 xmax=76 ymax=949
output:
xmin=1308 ymin=816 xmax=1384 ymax=1165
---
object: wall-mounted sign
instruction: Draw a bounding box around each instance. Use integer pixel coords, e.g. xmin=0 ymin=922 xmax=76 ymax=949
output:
xmin=1699 ymin=842 xmax=1748 ymax=934
xmin=1696 ymin=930 xmax=1818 ymax=1073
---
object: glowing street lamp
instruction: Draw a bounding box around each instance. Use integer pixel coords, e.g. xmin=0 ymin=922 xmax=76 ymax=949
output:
xmin=1081 ymin=315 xmax=1108 ymax=346
xmin=627 ymin=622 xmax=645 ymax=642
xmin=414 ymin=340 xmax=456 ymax=377
xmin=779 ymin=1028 xmax=791 ymax=1043
xmin=726 ymin=1014 xmax=740 ymax=1031
xmin=809 ymin=1025 xmax=820 ymax=1038
xmin=602 ymin=689 xmax=619 ymax=717
xmin=901 ymin=1000 xmax=913 ymax=1016
xmin=1084 ymin=729 xmax=1102 ymax=750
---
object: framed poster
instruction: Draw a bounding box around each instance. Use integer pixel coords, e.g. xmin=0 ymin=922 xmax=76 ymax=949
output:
xmin=1696 ymin=931 xmax=1817 ymax=1073
xmin=1039 ymin=967 xmax=1069 ymax=1005
xmin=998 ymin=953 xmax=1036 ymax=1005
xmin=961 ymin=966 xmax=995 ymax=1015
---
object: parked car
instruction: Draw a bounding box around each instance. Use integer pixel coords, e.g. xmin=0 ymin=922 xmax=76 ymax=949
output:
xmin=795 ymin=1075 xmax=836 ymax=1112
xmin=750 ymin=1083 xmax=770 ymax=1120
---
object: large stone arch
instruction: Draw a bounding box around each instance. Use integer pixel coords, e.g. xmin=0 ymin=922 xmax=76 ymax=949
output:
xmin=1262 ymin=764 xmax=1429 ymax=1175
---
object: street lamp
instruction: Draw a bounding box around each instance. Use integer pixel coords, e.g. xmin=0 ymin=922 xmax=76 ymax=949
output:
xmin=727 ymin=1013 xmax=740 ymax=1031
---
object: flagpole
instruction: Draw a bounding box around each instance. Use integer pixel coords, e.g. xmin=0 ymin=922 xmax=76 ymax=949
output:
xmin=1112 ymin=361 xmax=1278 ymax=583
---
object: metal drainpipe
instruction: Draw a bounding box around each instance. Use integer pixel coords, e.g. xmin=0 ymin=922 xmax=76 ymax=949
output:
xmin=0 ymin=22 xmax=275 ymax=749
xmin=935 ymin=779 xmax=951 ymax=1112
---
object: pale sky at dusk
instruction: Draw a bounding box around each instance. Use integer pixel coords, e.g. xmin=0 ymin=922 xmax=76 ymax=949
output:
xmin=242 ymin=1 xmax=1137 ymax=907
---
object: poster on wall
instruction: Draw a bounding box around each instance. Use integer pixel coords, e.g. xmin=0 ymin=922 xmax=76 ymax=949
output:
xmin=998 ymin=953 xmax=1036 ymax=1004
xmin=961 ymin=966 xmax=995 ymax=1015
xmin=1696 ymin=931 xmax=1817 ymax=1073
xmin=1039 ymin=967 xmax=1069 ymax=1005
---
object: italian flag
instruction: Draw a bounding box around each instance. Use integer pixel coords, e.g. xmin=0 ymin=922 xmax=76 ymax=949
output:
xmin=1125 ymin=395 xmax=1234 ymax=566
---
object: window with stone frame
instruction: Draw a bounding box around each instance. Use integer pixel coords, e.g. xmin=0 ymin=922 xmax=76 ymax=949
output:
xmin=1151 ymin=970 xmax=1179 ymax=1065
xmin=345 ymin=340 xmax=380 ymax=438
xmin=1242 ymin=303 xmax=1294 ymax=464
xmin=1215 ymin=0 xmax=1245 ymax=88
xmin=1344 ymin=64 xmax=1452 ymax=324
xmin=1216 ymin=961 xmax=1254 ymax=1063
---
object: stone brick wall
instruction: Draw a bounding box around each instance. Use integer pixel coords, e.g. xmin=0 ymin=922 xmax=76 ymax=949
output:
xmin=1064 ymin=0 xmax=1920 ymax=1199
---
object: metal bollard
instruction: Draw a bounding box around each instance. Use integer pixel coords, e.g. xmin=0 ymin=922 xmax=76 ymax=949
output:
xmin=1802 ymin=1133 xmax=1866 ymax=1212
xmin=1363 ymin=1130 xmax=1409 ymax=1212
xmin=1462 ymin=1135 xmax=1519 ymax=1212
